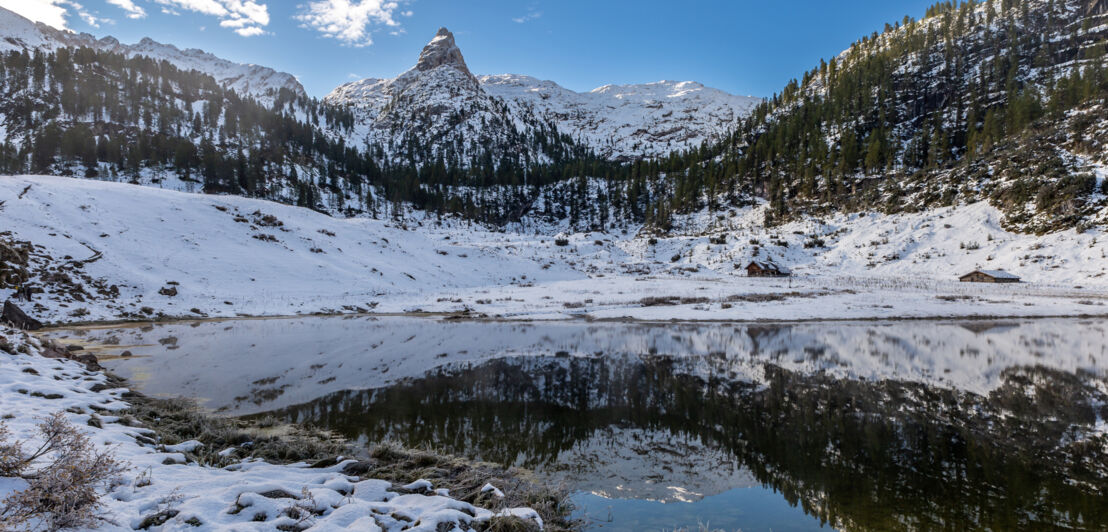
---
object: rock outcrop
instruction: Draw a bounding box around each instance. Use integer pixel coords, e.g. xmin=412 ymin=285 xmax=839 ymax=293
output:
xmin=415 ymin=28 xmax=476 ymax=83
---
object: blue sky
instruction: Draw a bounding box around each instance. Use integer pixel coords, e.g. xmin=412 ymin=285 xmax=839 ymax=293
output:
xmin=6 ymin=1 xmax=938 ymax=98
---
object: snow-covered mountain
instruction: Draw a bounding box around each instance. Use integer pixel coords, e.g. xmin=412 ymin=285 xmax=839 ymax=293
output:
xmin=481 ymin=75 xmax=760 ymax=160
xmin=0 ymin=6 xmax=304 ymax=103
xmin=327 ymin=28 xmax=761 ymax=162
xmin=326 ymin=27 xmax=579 ymax=167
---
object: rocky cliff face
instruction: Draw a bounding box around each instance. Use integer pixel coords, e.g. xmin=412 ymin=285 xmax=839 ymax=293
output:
xmin=415 ymin=27 xmax=477 ymax=82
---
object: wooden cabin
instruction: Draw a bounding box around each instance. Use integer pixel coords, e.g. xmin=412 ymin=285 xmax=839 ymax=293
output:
xmin=959 ymin=269 xmax=1020 ymax=283
xmin=746 ymin=260 xmax=791 ymax=278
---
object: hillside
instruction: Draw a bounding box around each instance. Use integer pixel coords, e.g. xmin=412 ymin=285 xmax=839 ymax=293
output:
xmin=0 ymin=39 xmax=387 ymax=213
xmin=1 ymin=175 xmax=1104 ymax=325
xmin=0 ymin=6 xmax=305 ymax=103
xmin=716 ymin=0 xmax=1108 ymax=233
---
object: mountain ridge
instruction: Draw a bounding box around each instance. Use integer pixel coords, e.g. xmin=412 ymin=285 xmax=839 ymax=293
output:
xmin=326 ymin=27 xmax=761 ymax=163
xmin=0 ymin=6 xmax=305 ymax=103
xmin=480 ymin=74 xmax=760 ymax=160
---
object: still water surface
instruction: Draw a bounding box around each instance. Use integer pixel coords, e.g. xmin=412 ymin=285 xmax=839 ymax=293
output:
xmin=44 ymin=317 xmax=1108 ymax=531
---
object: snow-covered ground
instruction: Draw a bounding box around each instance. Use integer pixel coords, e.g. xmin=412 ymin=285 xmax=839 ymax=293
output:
xmin=0 ymin=327 xmax=540 ymax=530
xmin=1 ymin=174 xmax=1106 ymax=325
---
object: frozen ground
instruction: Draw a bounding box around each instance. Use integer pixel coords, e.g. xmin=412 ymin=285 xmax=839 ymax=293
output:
xmin=0 ymin=327 xmax=541 ymax=530
xmin=1 ymin=174 xmax=1107 ymax=325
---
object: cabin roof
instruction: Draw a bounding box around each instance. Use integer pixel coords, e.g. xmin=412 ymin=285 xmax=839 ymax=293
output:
xmin=747 ymin=260 xmax=790 ymax=274
xmin=962 ymin=269 xmax=1019 ymax=279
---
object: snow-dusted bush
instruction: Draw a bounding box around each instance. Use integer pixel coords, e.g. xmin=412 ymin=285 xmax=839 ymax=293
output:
xmin=0 ymin=413 xmax=126 ymax=530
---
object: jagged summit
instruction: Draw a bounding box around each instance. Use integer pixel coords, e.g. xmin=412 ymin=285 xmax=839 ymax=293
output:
xmin=413 ymin=27 xmax=474 ymax=81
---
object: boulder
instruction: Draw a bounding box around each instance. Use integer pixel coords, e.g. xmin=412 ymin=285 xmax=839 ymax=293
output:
xmin=2 ymin=300 xmax=42 ymax=330
xmin=72 ymin=353 xmax=101 ymax=371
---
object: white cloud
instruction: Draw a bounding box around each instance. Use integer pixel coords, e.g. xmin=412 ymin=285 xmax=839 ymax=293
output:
xmin=512 ymin=3 xmax=541 ymax=23
xmin=78 ymin=9 xmax=111 ymax=26
xmin=295 ymin=0 xmax=405 ymax=47
xmin=155 ymin=0 xmax=227 ymax=17
xmin=0 ymin=0 xmax=108 ymax=30
xmin=107 ymin=0 xmax=146 ymax=19
xmin=154 ymin=0 xmax=270 ymax=36
xmin=233 ymin=25 xmax=264 ymax=36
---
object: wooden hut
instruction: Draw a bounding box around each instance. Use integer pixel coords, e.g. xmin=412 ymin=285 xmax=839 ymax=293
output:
xmin=746 ymin=260 xmax=791 ymax=278
xmin=959 ymin=269 xmax=1020 ymax=283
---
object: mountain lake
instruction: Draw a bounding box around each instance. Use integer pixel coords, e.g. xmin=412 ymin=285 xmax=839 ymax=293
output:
xmin=40 ymin=316 xmax=1108 ymax=531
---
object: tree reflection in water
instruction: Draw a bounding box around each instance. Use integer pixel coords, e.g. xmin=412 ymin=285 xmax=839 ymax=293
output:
xmin=48 ymin=317 xmax=1108 ymax=530
xmin=257 ymin=353 xmax=1108 ymax=531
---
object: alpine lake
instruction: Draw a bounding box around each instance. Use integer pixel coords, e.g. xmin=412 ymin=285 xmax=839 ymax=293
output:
xmin=41 ymin=316 xmax=1108 ymax=531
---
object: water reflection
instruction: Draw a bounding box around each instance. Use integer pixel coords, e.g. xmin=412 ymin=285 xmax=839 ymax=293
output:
xmin=43 ymin=317 xmax=1108 ymax=530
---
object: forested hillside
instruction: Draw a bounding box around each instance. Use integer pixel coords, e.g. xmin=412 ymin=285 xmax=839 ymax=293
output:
xmin=427 ymin=0 xmax=1108 ymax=234
xmin=0 ymin=0 xmax=1104 ymax=234
xmin=716 ymin=0 xmax=1108 ymax=233
xmin=0 ymin=45 xmax=614 ymax=221
xmin=0 ymin=46 xmax=370 ymax=206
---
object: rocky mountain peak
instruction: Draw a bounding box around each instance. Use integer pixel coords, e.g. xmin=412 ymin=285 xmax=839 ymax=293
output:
xmin=414 ymin=27 xmax=474 ymax=80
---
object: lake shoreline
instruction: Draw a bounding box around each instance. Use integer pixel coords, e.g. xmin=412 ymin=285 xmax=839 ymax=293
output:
xmin=0 ymin=326 xmax=576 ymax=530
xmin=121 ymin=388 xmax=578 ymax=531
xmin=31 ymin=314 xmax=1108 ymax=530
xmin=34 ymin=307 xmax=1108 ymax=331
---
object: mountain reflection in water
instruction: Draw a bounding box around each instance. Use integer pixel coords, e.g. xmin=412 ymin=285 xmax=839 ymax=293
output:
xmin=46 ymin=317 xmax=1108 ymax=531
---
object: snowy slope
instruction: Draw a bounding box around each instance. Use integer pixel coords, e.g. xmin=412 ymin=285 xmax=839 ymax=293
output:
xmin=326 ymin=28 xmax=760 ymax=162
xmin=0 ymin=175 xmax=580 ymax=323
xmin=0 ymin=6 xmax=304 ymax=103
xmin=481 ymin=75 xmax=760 ymax=160
xmin=2 ymin=175 xmax=1107 ymax=325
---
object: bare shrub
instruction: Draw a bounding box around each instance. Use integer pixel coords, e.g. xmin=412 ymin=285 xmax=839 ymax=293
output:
xmin=0 ymin=237 xmax=33 ymax=290
xmin=639 ymin=296 xmax=710 ymax=307
xmin=0 ymin=412 xmax=126 ymax=530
